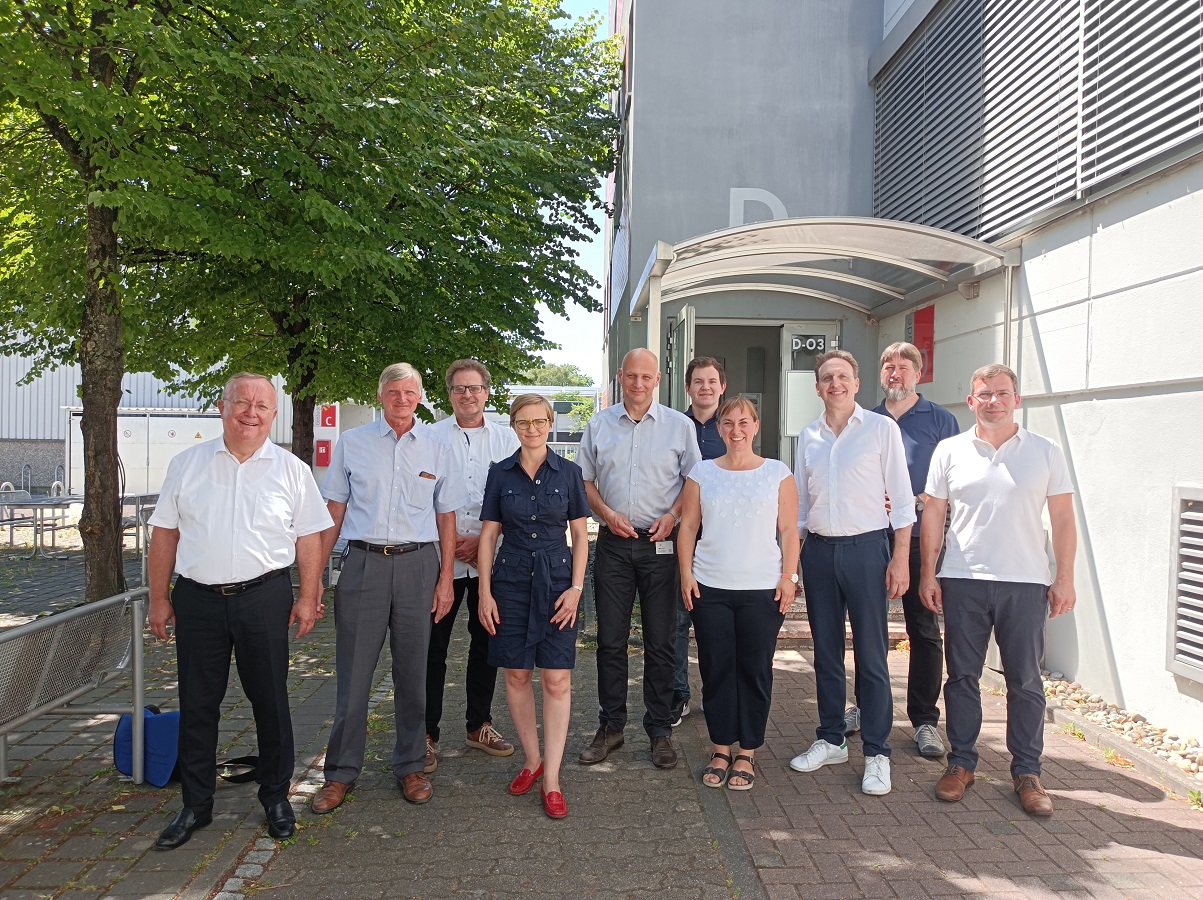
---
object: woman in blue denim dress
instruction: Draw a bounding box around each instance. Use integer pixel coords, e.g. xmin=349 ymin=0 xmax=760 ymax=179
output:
xmin=478 ymin=394 xmax=589 ymax=819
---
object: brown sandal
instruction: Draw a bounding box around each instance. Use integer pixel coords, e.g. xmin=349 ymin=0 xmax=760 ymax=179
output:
xmin=700 ymin=752 xmax=733 ymax=788
xmin=727 ymin=754 xmax=756 ymax=791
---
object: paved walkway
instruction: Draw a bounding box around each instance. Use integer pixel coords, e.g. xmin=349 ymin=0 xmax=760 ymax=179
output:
xmin=2 ymin=549 xmax=1202 ymax=899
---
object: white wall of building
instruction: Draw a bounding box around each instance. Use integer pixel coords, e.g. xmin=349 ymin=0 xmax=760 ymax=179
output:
xmin=878 ymin=155 xmax=1203 ymax=738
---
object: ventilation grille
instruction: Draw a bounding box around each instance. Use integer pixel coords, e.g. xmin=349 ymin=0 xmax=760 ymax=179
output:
xmin=1169 ymin=488 xmax=1203 ymax=682
xmin=875 ymin=0 xmax=1203 ymax=242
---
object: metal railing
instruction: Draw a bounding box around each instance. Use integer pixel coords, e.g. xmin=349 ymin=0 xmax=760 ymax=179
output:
xmin=0 ymin=588 xmax=147 ymax=784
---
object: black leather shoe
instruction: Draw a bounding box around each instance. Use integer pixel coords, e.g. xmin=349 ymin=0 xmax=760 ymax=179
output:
xmin=155 ymin=807 xmax=213 ymax=851
xmin=578 ymin=727 xmax=624 ymax=765
xmin=264 ymin=801 xmax=296 ymax=840
xmin=651 ymin=735 xmax=678 ymax=769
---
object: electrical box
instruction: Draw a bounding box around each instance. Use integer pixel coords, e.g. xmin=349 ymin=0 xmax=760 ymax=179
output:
xmin=315 ymin=439 xmax=332 ymax=468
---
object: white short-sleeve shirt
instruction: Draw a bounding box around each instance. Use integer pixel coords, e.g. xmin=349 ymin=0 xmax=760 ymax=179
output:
xmin=149 ymin=438 xmax=333 ymax=585
xmin=689 ymin=458 xmax=794 ymax=591
xmin=925 ymin=427 xmax=1074 ymax=585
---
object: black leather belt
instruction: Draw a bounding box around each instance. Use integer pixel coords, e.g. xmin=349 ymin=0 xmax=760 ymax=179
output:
xmin=600 ymin=526 xmax=668 ymax=540
xmin=808 ymin=529 xmax=888 ymax=545
xmin=348 ymin=539 xmax=431 ymax=556
xmin=187 ymin=567 xmax=290 ymax=597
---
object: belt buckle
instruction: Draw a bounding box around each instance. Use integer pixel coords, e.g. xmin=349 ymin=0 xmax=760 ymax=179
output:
xmin=381 ymin=544 xmax=398 ymax=556
xmin=217 ymin=583 xmax=239 ymax=596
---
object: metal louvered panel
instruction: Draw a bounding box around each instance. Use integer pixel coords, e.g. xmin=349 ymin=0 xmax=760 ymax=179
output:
xmin=1169 ymin=492 xmax=1203 ymax=681
xmin=1080 ymin=0 xmax=1203 ymax=189
xmin=874 ymin=0 xmax=1203 ymax=242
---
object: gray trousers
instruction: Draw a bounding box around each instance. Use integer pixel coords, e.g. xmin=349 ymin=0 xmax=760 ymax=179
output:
xmin=324 ymin=544 xmax=438 ymax=783
xmin=942 ymin=578 xmax=1049 ymax=777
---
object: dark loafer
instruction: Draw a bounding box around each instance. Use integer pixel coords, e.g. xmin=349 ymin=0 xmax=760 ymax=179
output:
xmin=651 ymin=735 xmax=678 ymax=769
xmin=578 ymin=727 xmax=624 ymax=765
xmin=399 ymin=772 xmax=433 ymax=804
xmin=264 ymin=801 xmax=296 ymax=839
xmin=155 ymin=807 xmax=213 ymax=851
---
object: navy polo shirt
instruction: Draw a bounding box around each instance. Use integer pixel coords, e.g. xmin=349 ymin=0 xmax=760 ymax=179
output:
xmin=686 ymin=407 xmax=726 ymax=461
xmin=873 ymin=394 xmax=960 ymax=533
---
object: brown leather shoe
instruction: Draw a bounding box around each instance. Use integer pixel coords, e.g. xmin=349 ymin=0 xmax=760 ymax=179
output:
xmin=311 ymin=781 xmax=352 ymax=815
xmin=400 ymin=771 xmax=433 ymax=805
xmin=578 ymin=727 xmax=624 ymax=765
xmin=466 ymin=722 xmax=515 ymax=757
xmin=423 ymin=735 xmax=438 ymax=774
xmin=1014 ymin=774 xmax=1053 ymax=816
xmin=935 ymin=765 xmax=975 ymax=801
xmin=651 ymin=735 xmax=678 ymax=769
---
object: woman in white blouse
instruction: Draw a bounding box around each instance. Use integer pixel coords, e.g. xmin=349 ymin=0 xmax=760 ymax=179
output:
xmin=678 ymin=397 xmax=800 ymax=790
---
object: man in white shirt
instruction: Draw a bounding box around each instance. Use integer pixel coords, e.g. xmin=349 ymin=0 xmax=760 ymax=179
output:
xmin=312 ymin=363 xmax=467 ymax=812
xmin=148 ymin=373 xmax=333 ymax=850
xmin=424 ymin=360 xmax=519 ymax=771
xmin=577 ymin=348 xmax=702 ymax=769
xmin=788 ymin=350 xmax=914 ymax=796
xmin=920 ymin=363 xmax=1076 ymax=817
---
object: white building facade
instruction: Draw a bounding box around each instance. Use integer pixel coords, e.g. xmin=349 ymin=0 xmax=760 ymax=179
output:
xmin=606 ymin=0 xmax=1203 ymax=736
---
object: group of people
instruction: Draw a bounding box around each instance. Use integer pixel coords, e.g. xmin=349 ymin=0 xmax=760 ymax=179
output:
xmin=145 ymin=338 xmax=1077 ymax=849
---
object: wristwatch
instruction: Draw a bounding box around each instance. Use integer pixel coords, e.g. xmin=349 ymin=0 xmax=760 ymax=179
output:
xmin=782 ymin=573 xmax=799 ymax=584
xmin=570 ymin=584 xmax=584 ymax=592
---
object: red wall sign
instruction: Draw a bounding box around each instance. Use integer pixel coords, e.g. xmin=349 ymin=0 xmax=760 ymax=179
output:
xmin=319 ymin=405 xmax=338 ymax=428
xmin=908 ymin=305 xmax=936 ymax=384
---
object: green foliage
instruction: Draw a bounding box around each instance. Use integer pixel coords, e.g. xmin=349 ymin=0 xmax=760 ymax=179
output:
xmin=521 ymin=362 xmax=595 ymax=386
xmin=554 ymin=388 xmax=595 ymax=432
xmin=1 ymin=0 xmax=618 ymax=452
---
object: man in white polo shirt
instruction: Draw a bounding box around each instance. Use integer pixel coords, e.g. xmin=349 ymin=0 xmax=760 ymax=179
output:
xmin=920 ymin=363 xmax=1076 ymax=817
xmin=148 ymin=372 xmax=332 ymax=849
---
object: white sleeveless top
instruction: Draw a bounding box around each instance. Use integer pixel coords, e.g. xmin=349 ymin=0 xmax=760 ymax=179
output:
xmin=688 ymin=458 xmax=794 ymax=591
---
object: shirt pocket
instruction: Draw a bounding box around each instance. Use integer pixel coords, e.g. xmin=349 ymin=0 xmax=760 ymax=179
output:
xmin=252 ymin=492 xmax=293 ymax=536
xmin=405 ymin=470 xmax=437 ymax=513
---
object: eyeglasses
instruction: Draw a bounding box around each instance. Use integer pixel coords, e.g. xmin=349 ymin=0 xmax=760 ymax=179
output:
xmin=229 ymin=399 xmax=276 ymax=414
xmin=449 ymin=384 xmax=486 ymax=395
xmin=972 ymin=391 xmax=1014 ymax=402
xmin=514 ymin=418 xmax=551 ymax=431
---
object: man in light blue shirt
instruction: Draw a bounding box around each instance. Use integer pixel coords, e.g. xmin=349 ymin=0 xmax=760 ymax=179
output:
xmin=577 ymin=348 xmax=702 ymax=769
xmin=312 ymin=363 xmax=467 ymax=812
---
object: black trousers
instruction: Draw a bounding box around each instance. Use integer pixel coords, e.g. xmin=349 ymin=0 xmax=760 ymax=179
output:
xmin=425 ymin=575 xmax=497 ymax=741
xmin=173 ymin=573 xmax=295 ymax=812
xmin=853 ymin=544 xmax=944 ymax=727
xmin=593 ymin=529 xmax=678 ymax=738
xmin=691 ymin=584 xmax=784 ymax=749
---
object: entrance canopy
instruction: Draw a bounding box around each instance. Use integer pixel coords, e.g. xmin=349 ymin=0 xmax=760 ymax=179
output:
xmin=631 ymin=217 xmax=1017 ymax=324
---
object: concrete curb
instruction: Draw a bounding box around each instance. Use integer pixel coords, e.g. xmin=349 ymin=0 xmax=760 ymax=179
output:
xmin=979 ymin=668 xmax=1201 ymax=802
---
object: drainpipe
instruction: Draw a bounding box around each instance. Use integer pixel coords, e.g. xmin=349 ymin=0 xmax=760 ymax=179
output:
xmin=1002 ymin=251 xmax=1022 ymax=368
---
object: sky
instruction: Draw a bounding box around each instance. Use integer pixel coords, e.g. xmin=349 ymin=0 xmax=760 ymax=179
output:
xmin=536 ymin=0 xmax=610 ymax=385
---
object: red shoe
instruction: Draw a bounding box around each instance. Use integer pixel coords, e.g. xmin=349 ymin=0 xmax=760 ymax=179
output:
xmin=508 ymin=763 xmax=543 ymax=796
xmin=541 ymin=786 xmax=567 ymax=819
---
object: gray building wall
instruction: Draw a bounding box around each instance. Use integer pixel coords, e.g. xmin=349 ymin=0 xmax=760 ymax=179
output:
xmin=610 ymin=0 xmax=883 ymax=387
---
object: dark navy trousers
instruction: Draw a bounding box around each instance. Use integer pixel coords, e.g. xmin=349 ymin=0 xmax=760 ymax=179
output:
xmin=801 ymin=530 xmax=894 ymax=758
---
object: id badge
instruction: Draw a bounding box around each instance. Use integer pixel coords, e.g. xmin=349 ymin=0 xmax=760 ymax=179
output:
xmin=655 ymin=540 xmax=674 ymax=556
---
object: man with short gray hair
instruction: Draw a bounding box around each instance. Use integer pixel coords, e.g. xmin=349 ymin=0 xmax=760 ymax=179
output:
xmin=312 ymin=363 xmax=466 ymax=811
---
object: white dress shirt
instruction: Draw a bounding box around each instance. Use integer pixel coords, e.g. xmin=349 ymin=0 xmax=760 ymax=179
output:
xmin=925 ymin=427 xmax=1074 ymax=585
xmin=149 ymin=438 xmax=333 ymax=585
xmin=578 ymin=402 xmax=702 ymax=531
xmin=428 ymin=416 xmax=520 ymax=577
xmin=794 ymin=404 xmax=916 ymax=536
xmin=321 ymin=419 xmax=468 ymax=544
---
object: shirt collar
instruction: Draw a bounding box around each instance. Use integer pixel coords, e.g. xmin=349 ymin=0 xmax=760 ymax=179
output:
xmin=873 ymin=393 xmax=932 ymax=419
xmin=971 ymin=424 xmax=1026 ymax=449
xmin=376 ymin=416 xmax=417 ymax=441
xmin=216 ymin=437 xmax=276 ymax=462
xmin=496 ymin=449 xmax=562 ymax=472
xmin=686 ymin=406 xmax=716 ymax=427
xmin=620 ymin=401 xmax=660 ymax=424
xmin=818 ymin=402 xmax=864 ymax=433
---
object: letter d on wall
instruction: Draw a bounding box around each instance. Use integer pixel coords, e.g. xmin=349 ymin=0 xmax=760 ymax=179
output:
xmin=729 ymin=188 xmax=788 ymax=227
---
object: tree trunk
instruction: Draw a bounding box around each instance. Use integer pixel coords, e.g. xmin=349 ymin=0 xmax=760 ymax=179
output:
xmin=78 ymin=200 xmax=127 ymax=601
xmin=291 ymin=390 xmax=316 ymax=466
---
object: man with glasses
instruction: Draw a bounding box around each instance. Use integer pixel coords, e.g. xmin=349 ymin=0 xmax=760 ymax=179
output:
xmin=789 ymin=350 xmax=914 ymax=797
xmin=843 ymin=342 xmax=960 ymax=758
xmin=920 ymin=363 xmax=1076 ymax=817
xmin=312 ymin=363 xmax=466 ymax=811
xmin=424 ymin=360 xmax=519 ymax=772
xmin=577 ymin=348 xmax=701 ymax=769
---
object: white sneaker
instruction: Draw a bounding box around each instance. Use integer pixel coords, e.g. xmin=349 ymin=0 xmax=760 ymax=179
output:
xmin=862 ymin=755 xmax=892 ymax=795
xmin=843 ymin=706 xmax=861 ymax=735
xmin=789 ymin=739 xmax=849 ymax=773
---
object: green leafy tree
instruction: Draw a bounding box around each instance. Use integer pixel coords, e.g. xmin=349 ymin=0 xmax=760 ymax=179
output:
xmin=1 ymin=0 xmax=616 ymax=598
xmin=521 ymin=362 xmax=595 ymax=386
